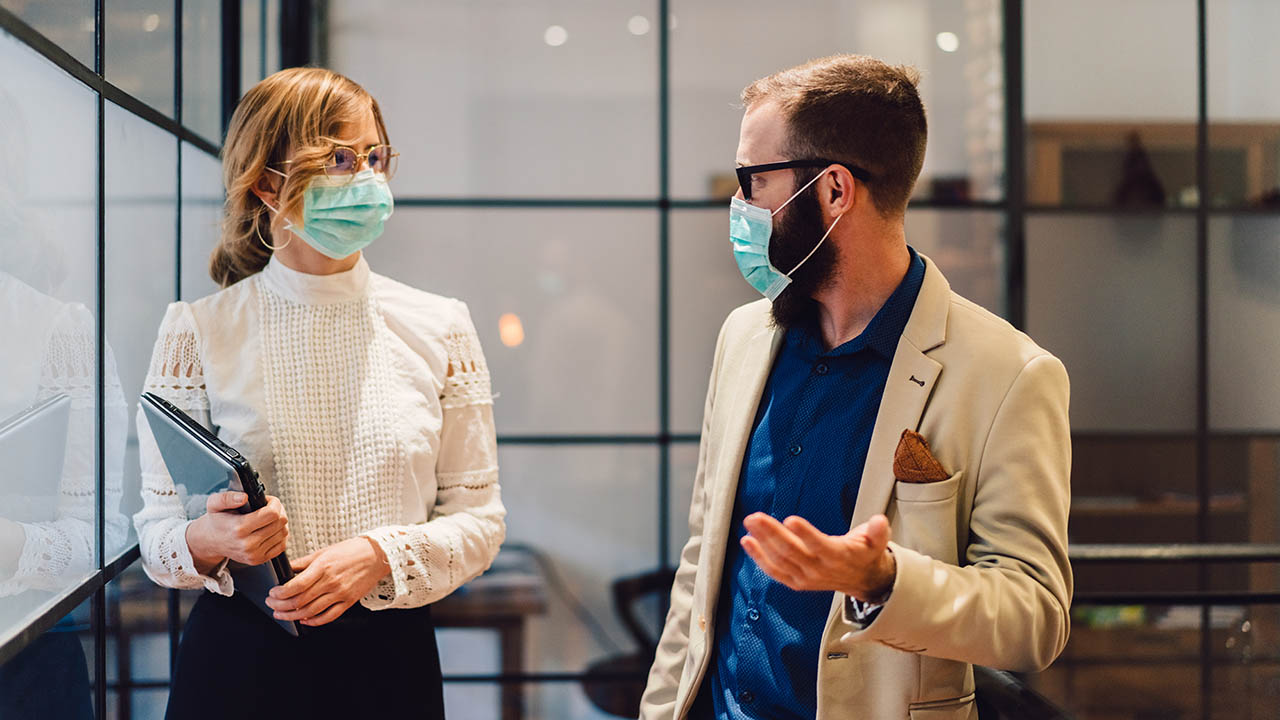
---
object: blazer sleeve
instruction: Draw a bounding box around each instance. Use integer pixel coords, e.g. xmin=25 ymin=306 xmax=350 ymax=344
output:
xmin=838 ymin=353 xmax=1073 ymax=673
xmin=639 ymin=315 xmax=732 ymax=719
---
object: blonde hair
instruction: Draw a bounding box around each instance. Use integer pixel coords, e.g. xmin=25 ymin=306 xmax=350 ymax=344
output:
xmin=210 ymin=67 xmax=390 ymax=287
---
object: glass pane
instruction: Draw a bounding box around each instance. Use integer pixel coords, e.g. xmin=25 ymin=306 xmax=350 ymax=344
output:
xmin=1025 ymin=0 xmax=1198 ymax=207
xmin=1208 ymin=0 xmax=1280 ymax=207
xmin=105 ymin=563 xmax=172 ymax=718
xmin=1208 ymin=217 xmax=1280 ymax=573
xmin=105 ymin=101 xmax=177 ymax=562
xmin=0 ymin=29 xmax=100 ymax=636
xmin=241 ymin=0 xmax=264 ymax=91
xmin=264 ymin=0 xmax=280 ymax=77
xmin=0 ymin=597 xmax=95 ymax=717
xmin=0 ymin=0 xmax=95 ymax=68
xmin=476 ymin=446 xmax=658 ymax=676
xmin=1026 ymin=214 xmax=1197 ymax=432
xmin=1031 ymin=603 xmax=1280 ymax=718
xmin=1209 ymin=216 xmax=1280 ymax=431
xmin=180 ymin=142 xmax=224 ymax=302
xmin=104 ymin=0 xmax=176 ymax=117
xmin=182 ymin=0 xmax=222 ymax=143
xmin=905 ymin=209 xmax=1006 ymax=316
xmin=671 ymin=0 xmax=1003 ymax=202
xmin=365 ymin=207 xmax=659 ymax=436
xmin=670 ymin=210 xmax=758 ymax=435
xmin=327 ymin=0 xmax=659 ymax=198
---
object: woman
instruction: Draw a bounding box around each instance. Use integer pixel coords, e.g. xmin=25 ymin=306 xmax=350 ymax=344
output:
xmin=133 ymin=67 xmax=504 ymax=719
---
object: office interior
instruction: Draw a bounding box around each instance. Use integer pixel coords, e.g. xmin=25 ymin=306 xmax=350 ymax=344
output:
xmin=0 ymin=1 xmax=1277 ymax=718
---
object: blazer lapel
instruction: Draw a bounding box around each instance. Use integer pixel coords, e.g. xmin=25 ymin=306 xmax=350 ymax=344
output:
xmin=849 ymin=257 xmax=952 ymax=530
xmin=703 ymin=321 xmax=784 ymax=598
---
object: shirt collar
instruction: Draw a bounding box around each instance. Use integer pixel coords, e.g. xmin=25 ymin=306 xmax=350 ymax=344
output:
xmin=259 ymin=252 xmax=371 ymax=305
xmin=788 ymin=246 xmax=926 ymax=360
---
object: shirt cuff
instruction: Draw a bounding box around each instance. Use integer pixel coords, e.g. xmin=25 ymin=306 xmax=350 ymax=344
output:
xmin=845 ymin=595 xmax=889 ymax=628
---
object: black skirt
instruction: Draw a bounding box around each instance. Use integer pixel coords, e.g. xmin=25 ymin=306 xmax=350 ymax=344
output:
xmin=166 ymin=591 xmax=445 ymax=720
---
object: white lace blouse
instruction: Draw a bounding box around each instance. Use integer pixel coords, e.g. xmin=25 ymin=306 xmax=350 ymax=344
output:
xmin=132 ymin=255 xmax=505 ymax=610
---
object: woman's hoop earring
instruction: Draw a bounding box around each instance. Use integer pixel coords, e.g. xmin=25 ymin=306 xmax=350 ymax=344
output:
xmin=255 ymin=211 xmax=291 ymax=251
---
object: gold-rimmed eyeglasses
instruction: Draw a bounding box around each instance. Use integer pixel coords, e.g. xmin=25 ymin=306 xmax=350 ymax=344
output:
xmin=279 ymin=144 xmax=399 ymax=180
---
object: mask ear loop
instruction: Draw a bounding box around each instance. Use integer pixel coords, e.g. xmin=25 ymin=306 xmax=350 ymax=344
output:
xmin=257 ymin=166 xmax=292 ymax=251
xmin=774 ymin=167 xmax=845 ymax=277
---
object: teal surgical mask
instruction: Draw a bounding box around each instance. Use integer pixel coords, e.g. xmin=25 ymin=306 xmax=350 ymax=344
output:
xmin=729 ymin=170 xmax=842 ymax=301
xmin=265 ymin=167 xmax=394 ymax=259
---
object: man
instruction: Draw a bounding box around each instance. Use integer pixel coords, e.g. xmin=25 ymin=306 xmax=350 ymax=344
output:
xmin=641 ymin=55 xmax=1072 ymax=720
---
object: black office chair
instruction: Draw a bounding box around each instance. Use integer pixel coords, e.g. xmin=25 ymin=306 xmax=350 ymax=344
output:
xmin=974 ymin=665 xmax=1074 ymax=720
xmin=580 ymin=568 xmax=677 ymax=718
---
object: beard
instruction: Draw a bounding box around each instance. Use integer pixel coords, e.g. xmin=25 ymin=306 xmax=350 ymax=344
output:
xmin=767 ymin=183 xmax=840 ymax=331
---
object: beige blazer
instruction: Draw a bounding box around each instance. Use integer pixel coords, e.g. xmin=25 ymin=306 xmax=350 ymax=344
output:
xmin=640 ymin=257 xmax=1072 ymax=720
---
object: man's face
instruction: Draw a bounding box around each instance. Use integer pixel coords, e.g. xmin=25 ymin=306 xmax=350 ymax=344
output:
xmin=736 ymin=102 xmax=839 ymax=329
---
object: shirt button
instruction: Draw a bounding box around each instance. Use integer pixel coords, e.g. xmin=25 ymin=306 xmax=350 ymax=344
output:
xmin=815 ymin=363 xmax=829 ymax=375
xmin=747 ymin=608 xmax=761 ymax=621
xmin=789 ymin=443 xmax=803 ymax=456
xmin=740 ymin=690 xmax=755 ymax=704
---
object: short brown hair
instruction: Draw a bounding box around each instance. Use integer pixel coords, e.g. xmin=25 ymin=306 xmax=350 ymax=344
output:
xmin=742 ymin=54 xmax=926 ymax=217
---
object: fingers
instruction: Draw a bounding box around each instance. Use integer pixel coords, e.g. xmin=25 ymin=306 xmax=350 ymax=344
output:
xmin=301 ymin=600 xmax=353 ymax=627
xmin=782 ymin=515 xmax=829 ymax=545
xmin=740 ymin=534 xmax=808 ymax=587
xmin=271 ymin=557 xmax=323 ymax=601
xmin=239 ymin=496 xmax=288 ymax=534
xmin=251 ymin=524 xmax=290 ymax=563
xmin=206 ymin=491 xmax=247 ymax=513
xmin=744 ymin=513 xmax=817 ymax=561
xmin=850 ymin=514 xmax=892 ymax=552
xmin=272 ymin=592 xmax=339 ymax=622
xmin=291 ymin=550 xmax=317 ymax=573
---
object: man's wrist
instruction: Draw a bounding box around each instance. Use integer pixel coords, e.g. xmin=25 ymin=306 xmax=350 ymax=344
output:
xmin=853 ymin=547 xmax=896 ymax=603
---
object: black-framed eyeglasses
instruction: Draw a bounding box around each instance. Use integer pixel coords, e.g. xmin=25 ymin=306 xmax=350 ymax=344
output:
xmin=735 ymin=159 xmax=871 ymax=201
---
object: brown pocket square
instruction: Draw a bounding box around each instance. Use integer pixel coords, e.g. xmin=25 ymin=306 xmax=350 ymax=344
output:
xmin=893 ymin=429 xmax=950 ymax=483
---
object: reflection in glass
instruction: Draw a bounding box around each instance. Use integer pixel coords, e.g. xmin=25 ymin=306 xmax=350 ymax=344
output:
xmin=0 ymin=598 xmax=94 ymax=718
xmin=367 ymin=208 xmax=660 ymax=435
xmin=0 ymin=29 xmax=125 ymax=639
xmin=671 ymin=0 xmax=1003 ymax=202
xmin=105 ymin=101 xmax=177 ymax=561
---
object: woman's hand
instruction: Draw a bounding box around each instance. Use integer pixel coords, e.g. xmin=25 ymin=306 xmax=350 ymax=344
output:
xmin=185 ymin=492 xmax=289 ymax=576
xmin=265 ymin=536 xmax=390 ymax=627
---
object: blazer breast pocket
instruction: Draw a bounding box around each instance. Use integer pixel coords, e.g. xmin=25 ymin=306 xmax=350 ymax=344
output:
xmin=890 ymin=471 xmax=964 ymax=565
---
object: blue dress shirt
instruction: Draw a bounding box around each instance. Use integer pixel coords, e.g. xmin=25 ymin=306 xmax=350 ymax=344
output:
xmin=698 ymin=248 xmax=926 ymax=720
